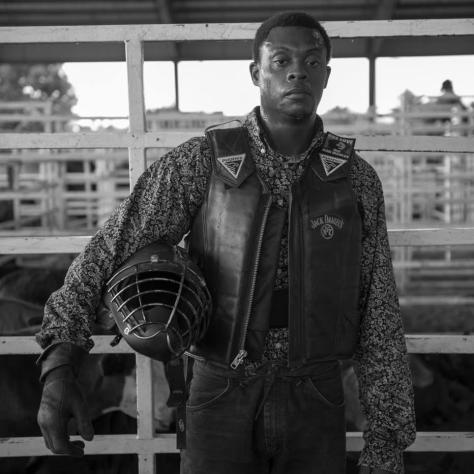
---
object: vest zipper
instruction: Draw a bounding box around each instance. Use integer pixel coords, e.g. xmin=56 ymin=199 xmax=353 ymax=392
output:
xmin=230 ymin=193 xmax=272 ymax=369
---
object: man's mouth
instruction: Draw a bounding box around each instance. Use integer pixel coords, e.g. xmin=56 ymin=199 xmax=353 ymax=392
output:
xmin=285 ymin=89 xmax=311 ymax=97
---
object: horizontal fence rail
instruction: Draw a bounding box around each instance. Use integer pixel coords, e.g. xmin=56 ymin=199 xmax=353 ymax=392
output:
xmin=1 ymin=132 xmax=474 ymax=153
xmin=1 ymin=17 xmax=474 ymax=472
xmin=1 ymin=19 xmax=473 ymax=43
xmin=1 ymin=432 xmax=474 ymax=458
xmin=1 ymin=227 xmax=474 ymax=254
xmin=2 ymin=334 xmax=474 ymax=355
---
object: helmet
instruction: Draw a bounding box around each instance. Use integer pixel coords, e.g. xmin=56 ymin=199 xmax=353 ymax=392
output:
xmin=104 ymin=241 xmax=212 ymax=362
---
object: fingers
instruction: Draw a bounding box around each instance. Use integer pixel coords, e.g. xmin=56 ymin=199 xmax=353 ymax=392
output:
xmin=39 ymin=418 xmax=86 ymax=457
xmin=37 ymin=375 xmax=95 ymax=457
xmin=37 ymin=385 xmax=93 ymax=456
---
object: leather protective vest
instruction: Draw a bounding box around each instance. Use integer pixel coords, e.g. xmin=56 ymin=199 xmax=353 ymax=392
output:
xmin=187 ymin=125 xmax=362 ymax=368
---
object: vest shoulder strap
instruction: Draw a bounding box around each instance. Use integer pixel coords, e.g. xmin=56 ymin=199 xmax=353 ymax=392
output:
xmin=205 ymin=122 xmax=256 ymax=187
xmin=311 ymin=131 xmax=356 ymax=182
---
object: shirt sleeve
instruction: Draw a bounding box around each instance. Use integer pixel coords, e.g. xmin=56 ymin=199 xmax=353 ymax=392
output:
xmin=36 ymin=137 xmax=212 ymax=352
xmin=352 ymin=157 xmax=416 ymax=474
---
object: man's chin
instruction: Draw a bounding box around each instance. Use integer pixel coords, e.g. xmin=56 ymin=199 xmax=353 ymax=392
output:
xmin=283 ymin=107 xmax=315 ymax=122
xmin=279 ymin=99 xmax=315 ymax=119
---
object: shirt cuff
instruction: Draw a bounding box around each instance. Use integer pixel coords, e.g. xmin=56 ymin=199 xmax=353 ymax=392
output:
xmin=358 ymin=436 xmax=404 ymax=474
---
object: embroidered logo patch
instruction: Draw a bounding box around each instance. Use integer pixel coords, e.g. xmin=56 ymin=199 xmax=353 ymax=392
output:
xmin=320 ymin=153 xmax=347 ymax=177
xmin=217 ymin=153 xmax=246 ymax=179
xmin=322 ymin=132 xmax=355 ymax=159
xmin=310 ymin=214 xmax=344 ymax=240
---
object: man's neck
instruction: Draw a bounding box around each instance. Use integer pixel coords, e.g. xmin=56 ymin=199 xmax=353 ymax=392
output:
xmin=258 ymin=108 xmax=319 ymax=156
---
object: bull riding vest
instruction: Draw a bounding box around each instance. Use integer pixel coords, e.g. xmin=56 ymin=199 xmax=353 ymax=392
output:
xmin=187 ymin=125 xmax=362 ymax=369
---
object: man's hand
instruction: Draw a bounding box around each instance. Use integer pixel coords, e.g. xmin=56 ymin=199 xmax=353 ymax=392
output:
xmin=37 ymin=366 xmax=94 ymax=456
xmin=359 ymin=467 xmax=395 ymax=474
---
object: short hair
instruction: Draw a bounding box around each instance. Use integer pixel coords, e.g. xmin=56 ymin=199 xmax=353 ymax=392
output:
xmin=441 ymin=79 xmax=453 ymax=92
xmin=252 ymin=11 xmax=332 ymax=63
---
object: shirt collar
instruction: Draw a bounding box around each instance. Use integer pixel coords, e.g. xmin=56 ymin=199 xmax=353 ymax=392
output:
xmin=243 ymin=106 xmax=325 ymax=162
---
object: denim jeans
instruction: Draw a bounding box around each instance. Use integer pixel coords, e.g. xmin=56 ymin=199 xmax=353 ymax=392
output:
xmin=181 ymin=358 xmax=346 ymax=474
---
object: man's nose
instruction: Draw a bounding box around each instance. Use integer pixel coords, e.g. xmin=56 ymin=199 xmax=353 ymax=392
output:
xmin=287 ymin=69 xmax=307 ymax=81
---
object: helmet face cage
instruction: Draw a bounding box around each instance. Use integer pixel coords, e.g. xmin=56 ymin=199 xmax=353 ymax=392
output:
xmin=106 ymin=244 xmax=212 ymax=361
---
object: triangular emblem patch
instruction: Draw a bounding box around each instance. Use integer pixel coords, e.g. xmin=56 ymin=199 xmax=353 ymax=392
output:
xmin=217 ymin=153 xmax=246 ymax=179
xmin=320 ymin=153 xmax=346 ymax=176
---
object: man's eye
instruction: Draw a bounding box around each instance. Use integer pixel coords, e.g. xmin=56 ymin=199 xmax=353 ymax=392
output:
xmin=273 ymin=58 xmax=287 ymax=66
xmin=308 ymin=59 xmax=321 ymax=67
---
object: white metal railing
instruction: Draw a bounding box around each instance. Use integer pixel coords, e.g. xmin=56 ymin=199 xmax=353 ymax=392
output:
xmin=1 ymin=18 xmax=474 ymax=473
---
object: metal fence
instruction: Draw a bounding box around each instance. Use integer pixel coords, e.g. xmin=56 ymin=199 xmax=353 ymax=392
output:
xmin=1 ymin=18 xmax=474 ymax=474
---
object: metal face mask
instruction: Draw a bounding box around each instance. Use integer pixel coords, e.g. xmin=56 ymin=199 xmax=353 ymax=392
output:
xmin=105 ymin=241 xmax=212 ymax=362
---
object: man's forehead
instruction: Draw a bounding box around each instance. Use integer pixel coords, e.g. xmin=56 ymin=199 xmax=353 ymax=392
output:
xmin=263 ymin=26 xmax=325 ymax=52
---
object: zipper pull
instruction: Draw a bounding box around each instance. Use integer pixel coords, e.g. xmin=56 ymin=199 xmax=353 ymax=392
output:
xmin=230 ymin=349 xmax=247 ymax=369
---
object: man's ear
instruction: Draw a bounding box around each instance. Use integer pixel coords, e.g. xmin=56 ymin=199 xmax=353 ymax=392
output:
xmin=324 ymin=65 xmax=331 ymax=89
xmin=249 ymin=61 xmax=260 ymax=86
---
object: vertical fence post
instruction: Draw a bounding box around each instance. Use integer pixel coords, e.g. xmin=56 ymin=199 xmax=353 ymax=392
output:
xmin=125 ymin=38 xmax=156 ymax=474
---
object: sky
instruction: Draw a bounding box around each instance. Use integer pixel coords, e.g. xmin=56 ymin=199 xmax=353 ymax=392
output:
xmin=62 ymin=55 xmax=474 ymax=122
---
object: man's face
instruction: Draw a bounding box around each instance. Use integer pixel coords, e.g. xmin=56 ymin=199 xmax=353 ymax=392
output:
xmin=250 ymin=26 xmax=331 ymax=121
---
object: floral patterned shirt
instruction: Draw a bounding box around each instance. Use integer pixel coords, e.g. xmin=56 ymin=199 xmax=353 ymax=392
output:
xmin=37 ymin=107 xmax=416 ymax=473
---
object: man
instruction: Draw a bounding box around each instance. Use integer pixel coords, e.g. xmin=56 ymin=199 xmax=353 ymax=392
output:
xmin=36 ymin=11 xmax=416 ymax=474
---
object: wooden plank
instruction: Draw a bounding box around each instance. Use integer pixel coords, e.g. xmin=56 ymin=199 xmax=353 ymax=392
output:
xmin=0 ymin=19 xmax=473 ymax=44
xmin=0 ymin=114 xmax=128 ymax=123
xmin=0 ymin=434 xmax=177 ymax=457
xmin=408 ymin=432 xmax=474 ymax=452
xmin=346 ymin=432 xmax=474 ymax=452
xmin=355 ymin=135 xmax=474 ymax=153
xmin=0 ymin=151 xmax=129 ymax=163
xmin=3 ymin=35 xmax=474 ymax=62
xmin=404 ymin=281 xmax=474 ymax=290
xmin=405 ymin=267 xmax=474 ymax=276
xmin=406 ymin=335 xmax=474 ymax=354
xmin=389 ymin=228 xmax=474 ymax=247
xmin=0 ymin=235 xmax=90 ymax=253
xmin=399 ymin=296 xmax=474 ymax=306
xmin=124 ymin=39 xmax=156 ymax=474
xmin=125 ymin=39 xmax=147 ymax=187
xmin=138 ymin=454 xmax=156 ymax=474
xmin=2 ymin=334 xmax=474 ymax=355
xmin=0 ymin=229 xmax=90 ymax=237
xmin=0 ymin=335 xmax=134 ymax=354
xmin=2 ymin=227 xmax=474 ymax=254
xmin=2 ymin=132 xmax=474 ymax=153
xmin=0 ymin=131 xmax=142 ymax=149
xmin=136 ymin=355 xmax=155 ymax=437
xmin=394 ymin=259 xmax=474 ymax=269
xmin=1 ymin=431 xmax=474 ymax=456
